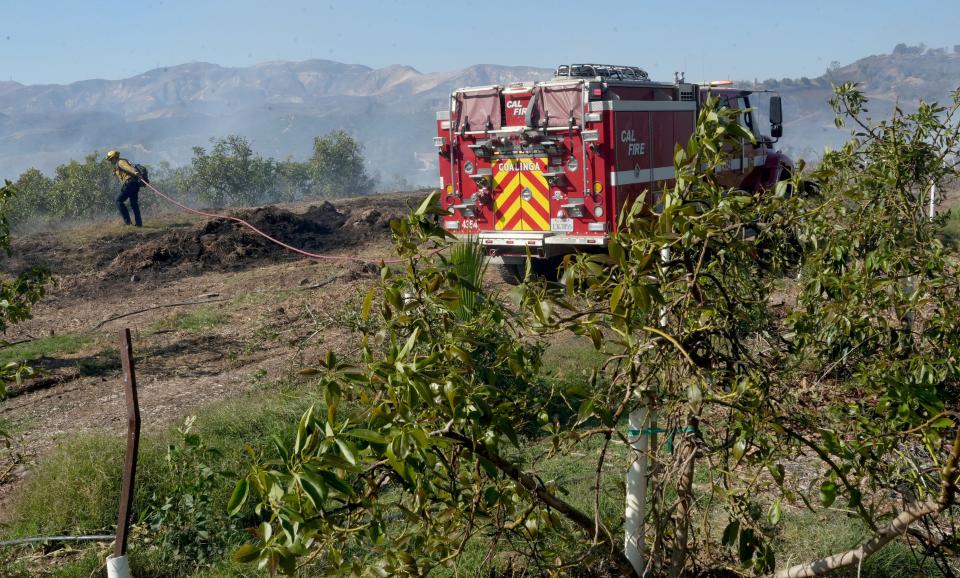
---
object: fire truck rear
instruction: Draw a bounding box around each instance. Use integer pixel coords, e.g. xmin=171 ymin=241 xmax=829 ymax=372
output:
xmin=434 ymin=64 xmax=791 ymax=278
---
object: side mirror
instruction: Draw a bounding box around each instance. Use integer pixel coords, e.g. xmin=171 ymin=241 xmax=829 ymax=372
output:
xmin=770 ymin=95 xmax=783 ymax=138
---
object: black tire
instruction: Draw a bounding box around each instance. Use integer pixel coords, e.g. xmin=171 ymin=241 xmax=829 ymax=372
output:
xmin=531 ymin=256 xmax=564 ymax=282
xmin=498 ymin=256 xmax=563 ymax=284
xmin=499 ymin=263 xmax=524 ymax=284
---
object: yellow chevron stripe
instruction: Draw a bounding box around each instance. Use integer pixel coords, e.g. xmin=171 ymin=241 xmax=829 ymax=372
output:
xmin=495 ymin=207 xmax=509 ymax=229
xmin=494 ymin=177 xmax=517 ymax=209
xmin=494 ymin=186 xmax=521 ymax=231
xmin=495 ymin=167 xmax=520 ymax=230
xmin=529 ymin=159 xmax=549 ymax=232
xmin=520 ymin=174 xmax=549 ymax=211
xmin=531 ymin=158 xmax=548 ymax=190
xmin=526 ymin=206 xmax=549 ymax=230
xmin=496 ymin=184 xmax=522 ymax=230
xmin=530 ymin=170 xmax=548 ymax=191
xmin=519 ymin=173 xmax=550 ymax=214
xmin=501 ymin=175 xmax=522 ymax=198
xmin=494 ymin=167 xmax=514 ymax=187
xmin=496 ymin=203 xmax=509 ymax=230
xmin=499 ymin=196 xmax=522 ymax=229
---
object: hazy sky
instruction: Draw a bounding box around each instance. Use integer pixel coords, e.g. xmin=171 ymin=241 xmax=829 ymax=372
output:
xmin=2 ymin=0 xmax=958 ymax=85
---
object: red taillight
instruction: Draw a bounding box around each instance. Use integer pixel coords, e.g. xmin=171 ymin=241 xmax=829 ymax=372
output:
xmin=592 ymin=88 xmax=602 ymax=97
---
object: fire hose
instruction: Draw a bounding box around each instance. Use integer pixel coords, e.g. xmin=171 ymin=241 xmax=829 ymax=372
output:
xmin=140 ymin=179 xmax=422 ymax=265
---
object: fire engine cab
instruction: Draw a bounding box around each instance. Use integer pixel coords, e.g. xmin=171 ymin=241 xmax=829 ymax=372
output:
xmin=434 ymin=64 xmax=792 ymax=278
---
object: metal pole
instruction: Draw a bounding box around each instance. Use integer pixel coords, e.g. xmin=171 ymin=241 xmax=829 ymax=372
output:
xmin=114 ymin=328 xmax=140 ymax=558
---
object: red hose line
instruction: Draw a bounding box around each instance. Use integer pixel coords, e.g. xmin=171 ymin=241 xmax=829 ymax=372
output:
xmin=140 ymin=180 xmax=410 ymax=265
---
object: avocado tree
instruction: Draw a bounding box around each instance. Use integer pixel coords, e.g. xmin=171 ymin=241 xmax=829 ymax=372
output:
xmin=230 ymin=89 xmax=960 ymax=577
xmin=770 ymin=85 xmax=960 ymax=577
xmin=0 ymin=181 xmax=51 ymax=399
xmin=187 ymin=135 xmax=277 ymax=207
xmin=540 ymin=86 xmax=960 ymax=577
xmin=512 ymin=97 xmax=808 ymax=576
xmin=48 ymin=152 xmax=116 ymax=222
xmin=8 ymin=168 xmax=54 ymax=228
xmin=307 ymin=130 xmax=376 ymax=198
xmin=228 ymin=197 xmax=643 ymax=574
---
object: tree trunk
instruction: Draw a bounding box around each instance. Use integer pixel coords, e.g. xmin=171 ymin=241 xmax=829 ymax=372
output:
xmin=670 ymin=415 xmax=698 ymax=578
xmin=772 ymin=500 xmax=941 ymax=578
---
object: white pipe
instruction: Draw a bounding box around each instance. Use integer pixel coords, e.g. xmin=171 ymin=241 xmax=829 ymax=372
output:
xmin=625 ymin=407 xmax=650 ymax=576
xmin=107 ymin=554 xmax=131 ymax=578
xmin=659 ymin=247 xmax=671 ymax=327
xmin=625 ymin=245 xmax=670 ymax=573
xmin=623 ymin=245 xmax=671 ymax=574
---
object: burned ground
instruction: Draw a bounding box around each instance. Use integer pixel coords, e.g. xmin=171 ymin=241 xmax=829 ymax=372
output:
xmin=8 ymin=197 xmax=410 ymax=280
xmin=105 ymin=203 xmax=366 ymax=278
xmin=0 ymin=192 xmax=425 ymax=521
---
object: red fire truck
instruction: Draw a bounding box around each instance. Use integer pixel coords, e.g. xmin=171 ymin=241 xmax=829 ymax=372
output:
xmin=434 ymin=63 xmax=791 ymax=278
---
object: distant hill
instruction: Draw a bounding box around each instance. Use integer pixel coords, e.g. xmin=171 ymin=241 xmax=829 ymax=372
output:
xmin=0 ymin=60 xmax=551 ymax=185
xmin=1 ymin=47 xmax=957 ymax=184
xmin=761 ymin=44 xmax=960 ymax=160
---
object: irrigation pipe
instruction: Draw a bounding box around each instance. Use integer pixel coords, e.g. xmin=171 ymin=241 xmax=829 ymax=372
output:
xmin=0 ymin=534 xmax=115 ymax=548
xmin=0 ymin=337 xmax=35 ymax=350
xmin=94 ymin=296 xmax=230 ymax=329
xmin=92 ymin=273 xmax=344 ymax=331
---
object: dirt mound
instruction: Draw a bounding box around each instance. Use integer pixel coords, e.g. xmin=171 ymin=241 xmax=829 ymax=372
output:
xmin=105 ymin=202 xmax=384 ymax=278
xmin=4 ymin=192 xmax=424 ymax=288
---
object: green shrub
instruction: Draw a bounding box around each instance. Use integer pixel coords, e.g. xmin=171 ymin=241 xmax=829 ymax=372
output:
xmin=140 ymin=417 xmax=234 ymax=571
xmin=150 ymin=308 xmax=230 ymax=334
xmin=1 ymin=387 xmax=316 ymax=574
xmin=941 ymin=206 xmax=960 ymax=248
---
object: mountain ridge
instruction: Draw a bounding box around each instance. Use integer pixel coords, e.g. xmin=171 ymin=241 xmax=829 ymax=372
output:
xmin=1 ymin=47 xmax=956 ymax=184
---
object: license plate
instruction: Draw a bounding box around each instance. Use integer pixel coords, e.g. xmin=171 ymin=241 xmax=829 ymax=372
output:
xmin=551 ymin=218 xmax=574 ymax=232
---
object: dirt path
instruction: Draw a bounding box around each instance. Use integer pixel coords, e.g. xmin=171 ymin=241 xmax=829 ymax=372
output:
xmin=0 ymin=192 xmax=424 ymax=520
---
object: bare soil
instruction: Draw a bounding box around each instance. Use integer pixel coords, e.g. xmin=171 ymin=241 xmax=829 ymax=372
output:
xmin=0 ymin=192 xmax=425 ymax=522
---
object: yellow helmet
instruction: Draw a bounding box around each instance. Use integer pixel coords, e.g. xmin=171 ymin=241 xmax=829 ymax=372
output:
xmin=106 ymin=150 xmax=119 ymax=161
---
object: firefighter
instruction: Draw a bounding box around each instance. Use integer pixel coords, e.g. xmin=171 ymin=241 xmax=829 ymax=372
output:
xmin=106 ymin=149 xmax=144 ymax=227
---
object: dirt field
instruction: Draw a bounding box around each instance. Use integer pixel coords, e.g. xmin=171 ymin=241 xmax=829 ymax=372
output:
xmin=0 ymin=192 xmax=429 ymax=520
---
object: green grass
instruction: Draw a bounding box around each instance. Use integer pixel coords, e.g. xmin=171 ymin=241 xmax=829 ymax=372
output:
xmin=1 ymin=337 xmax=945 ymax=577
xmin=76 ymin=348 xmax=121 ymax=376
xmin=3 ymin=387 xmax=314 ymax=538
xmin=4 ymin=403 xmax=941 ymax=578
xmin=0 ymin=333 xmax=94 ymax=366
xmin=775 ymin=510 xmax=941 ymax=578
xmin=941 ymin=206 xmax=960 ymax=249
xmin=2 ymin=433 xmax=128 ymax=538
xmin=149 ymin=307 xmax=230 ymax=334
xmin=541 ymin=335 xmax=607 ymax=378
xmin=0 ymin=415 xmax=20 ymax=437
xmin=0 ymin=380 xmax=321 ymax=576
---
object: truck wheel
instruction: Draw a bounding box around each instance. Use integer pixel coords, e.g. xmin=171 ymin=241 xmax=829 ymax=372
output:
xmin=800 ymin=179 xmax=821 ymax=198
xmin=531 ymin=256 xmax=564 ymax=282
xmin=499 ymin=263 xmax=524 ymax=284
xmin=499 ymin=257 xmax=563 ymax=284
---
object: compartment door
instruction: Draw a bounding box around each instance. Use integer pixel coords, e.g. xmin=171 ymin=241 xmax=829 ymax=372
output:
xmin=493 ymin=156 xmax=550 ymax=231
